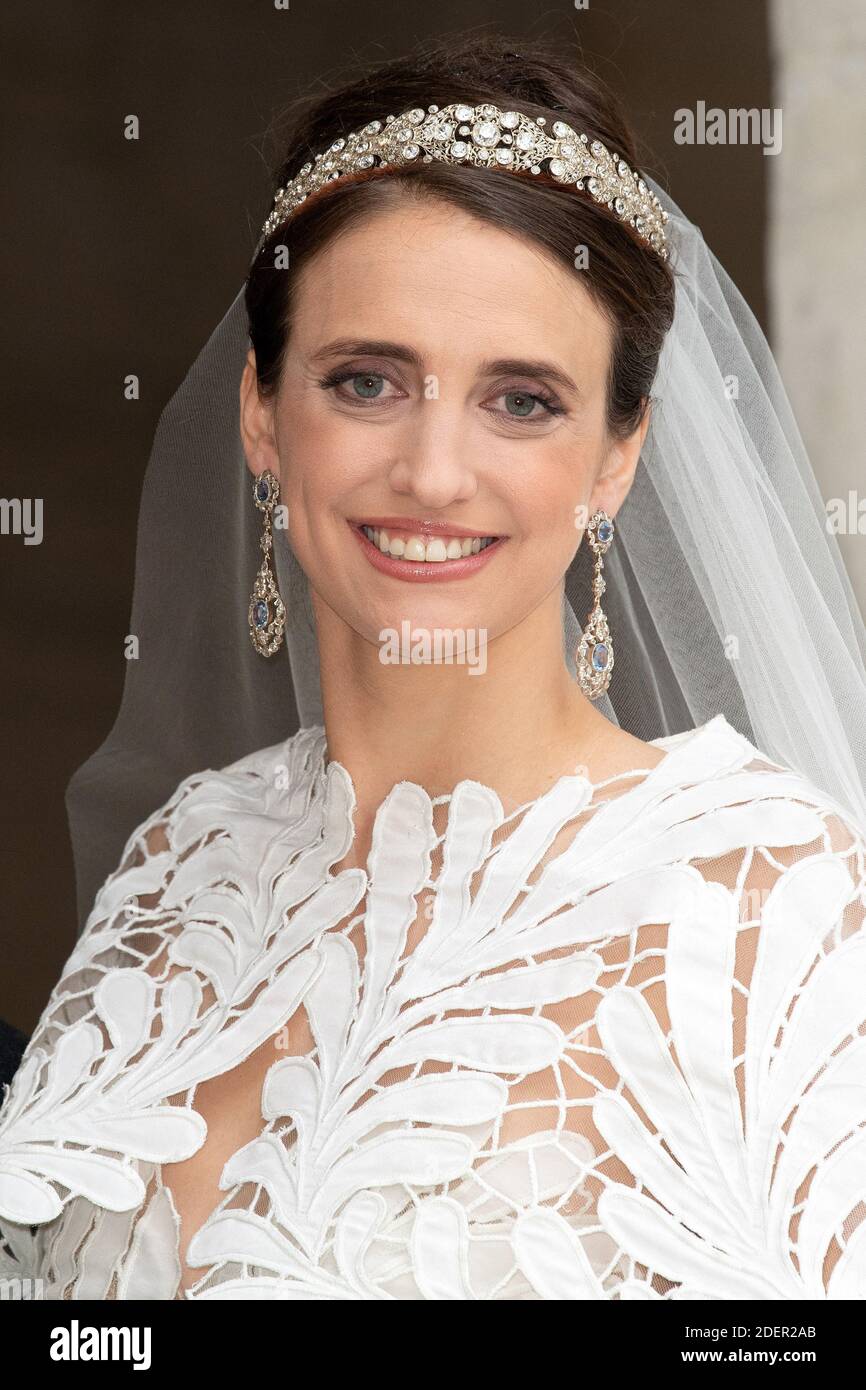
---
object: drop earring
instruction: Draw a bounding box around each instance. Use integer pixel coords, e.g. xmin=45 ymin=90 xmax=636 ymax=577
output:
xmin=576 ymin=509 xmax=615 ymax=699
xmin=248 ymin=470 xmax=286 ymax=656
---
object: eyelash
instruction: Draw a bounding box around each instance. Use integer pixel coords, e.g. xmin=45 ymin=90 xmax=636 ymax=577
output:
xmin=316 ymin=368 xmax=566 ymax=423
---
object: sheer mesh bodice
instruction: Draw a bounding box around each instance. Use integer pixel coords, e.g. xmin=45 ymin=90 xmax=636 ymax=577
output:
xmin=2 ymin=714 xmax=865 ymax=1300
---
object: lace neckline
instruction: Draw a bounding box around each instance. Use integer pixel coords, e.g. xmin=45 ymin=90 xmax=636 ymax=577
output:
xmin=308 ymin=711 xmax=737 ymax=822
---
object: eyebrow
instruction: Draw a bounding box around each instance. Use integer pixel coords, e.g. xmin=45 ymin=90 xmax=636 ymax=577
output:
xmin=308 ymin=338 xmax=580 ymax=397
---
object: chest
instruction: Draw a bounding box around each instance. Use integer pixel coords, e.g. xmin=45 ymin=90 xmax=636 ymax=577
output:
xmin=157 ymin=889 xmax=619 ymax=1298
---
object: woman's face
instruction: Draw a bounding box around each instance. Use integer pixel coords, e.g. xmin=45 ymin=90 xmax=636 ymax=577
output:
xmin=241 ymin=198 xmax=648 ymax=647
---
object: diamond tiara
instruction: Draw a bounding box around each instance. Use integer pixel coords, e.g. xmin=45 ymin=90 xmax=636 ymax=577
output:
xmin=258 ymin=102 xmax=669 ymax=260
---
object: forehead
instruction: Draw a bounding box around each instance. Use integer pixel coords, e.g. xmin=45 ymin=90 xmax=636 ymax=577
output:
xmin=289 ymin=198 xmax=613 ymax=374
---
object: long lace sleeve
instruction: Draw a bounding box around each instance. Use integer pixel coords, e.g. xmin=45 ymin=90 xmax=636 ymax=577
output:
xmin=587 ymin=791 xmax=866 ymax=1299
xmin=735 ymin=806 xmax=866 ymax=1296
xmin=0 ymin=784 xmax=200 ymax=1296
xmin=0 ymin=727 xmax=358 ymax=1300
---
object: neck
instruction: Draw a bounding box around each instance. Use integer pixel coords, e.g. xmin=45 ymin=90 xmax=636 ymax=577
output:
xmin=312 ymin=585 xmax=619 ymax=821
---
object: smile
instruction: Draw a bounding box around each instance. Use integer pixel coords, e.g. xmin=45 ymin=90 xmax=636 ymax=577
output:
xmin=349 ymin=519 xmax=507 ymax=582
xmin=360 ymin=523 xmax=498 ymax=561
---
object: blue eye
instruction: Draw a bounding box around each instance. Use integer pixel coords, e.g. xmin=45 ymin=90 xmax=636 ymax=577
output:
xmin=494 ymin=387 xmax=565 ymax=422
xmin=348 ymin=373 xmax=385 ymax=399
xmin=318 ymin=368 xmax=397 ymax=404
xmin=503 ymin=390 xmax=539 ymax=417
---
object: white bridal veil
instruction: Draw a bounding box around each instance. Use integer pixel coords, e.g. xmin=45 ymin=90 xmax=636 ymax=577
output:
xmin=65 ymin=178 xmax=866 ymax=930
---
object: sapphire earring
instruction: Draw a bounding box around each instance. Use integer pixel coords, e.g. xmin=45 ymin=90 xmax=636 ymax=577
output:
xmin=248 ymin=470 xmax=286 ymax=657
xmin=576 ymin=510 xmax=615 ymax=699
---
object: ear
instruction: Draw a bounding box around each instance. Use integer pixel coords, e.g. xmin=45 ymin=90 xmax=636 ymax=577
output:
xmin=239 ymin=348 xmax=280 ymax=480
xmin=589 ymin=401 xmax=652 ymax=519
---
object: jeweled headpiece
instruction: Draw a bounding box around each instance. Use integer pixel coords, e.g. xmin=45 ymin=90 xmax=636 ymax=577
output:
xmin=258 ymin=102 xmax=669 ymax=259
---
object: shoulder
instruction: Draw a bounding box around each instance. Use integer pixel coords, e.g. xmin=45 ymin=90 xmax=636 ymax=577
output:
xmin=0 ymin=722 xmax=348 ymax=1231
xmin=618 ymin=713 xmax=866 ymax=988
xmin=650 ymin=715 xmax=866 ymax=1022
xmin=92 ymin=723 xmax=331 ymax=917
xmin=651 ymin=711 xmax=866 ymax=853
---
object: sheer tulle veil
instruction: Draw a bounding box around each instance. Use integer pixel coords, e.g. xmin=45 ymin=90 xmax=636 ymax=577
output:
xmin=65 ymin=176 xmax=866 ymax=930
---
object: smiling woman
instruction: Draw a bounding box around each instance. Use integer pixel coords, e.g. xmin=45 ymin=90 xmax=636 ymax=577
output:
xmin=2 ymin=31 xmax=866 ymax=1303
xmin=236 ymin=67 xmax=677 ymax=762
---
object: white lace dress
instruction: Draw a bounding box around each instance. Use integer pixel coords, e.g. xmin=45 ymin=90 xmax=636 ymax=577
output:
xmin=1 ymin=712 xmax=865 ymax=1301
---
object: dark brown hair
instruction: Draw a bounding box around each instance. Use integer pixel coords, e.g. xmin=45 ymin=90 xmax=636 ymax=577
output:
xmin=245 ymin=33 xmax=675 ymax=438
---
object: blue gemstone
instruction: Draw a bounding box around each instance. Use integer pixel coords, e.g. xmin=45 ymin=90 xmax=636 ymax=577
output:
xmin=253 ymin=599 xmax=269 ymax=629
xmin=597 ymin=520 xmax=613 ymax=543
xmin=591 ymin=642 xmax=608 ymax=670
xmin=256 ymin=478 xmax=270 ymax=503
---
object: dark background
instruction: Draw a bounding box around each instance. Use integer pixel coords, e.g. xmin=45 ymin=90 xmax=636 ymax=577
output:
xmin=1 ymin=0 xmax=771 ymax=1032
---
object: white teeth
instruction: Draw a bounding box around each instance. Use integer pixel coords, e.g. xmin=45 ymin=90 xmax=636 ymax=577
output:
xmin=360 ymin=525 xmax=498 ymax=562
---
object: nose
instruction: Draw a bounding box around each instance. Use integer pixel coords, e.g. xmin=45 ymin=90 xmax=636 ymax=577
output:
xmin=386 ymin=398 xmax=479 ymax=510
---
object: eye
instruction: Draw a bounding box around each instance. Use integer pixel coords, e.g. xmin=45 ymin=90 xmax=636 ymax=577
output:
xmin=486 ymin=386 xmax=566 ymax=425
xmin=318 ymin=368 xmax=403 ymax=405
xmin=318 ymin=368 xmax=567 ymax=425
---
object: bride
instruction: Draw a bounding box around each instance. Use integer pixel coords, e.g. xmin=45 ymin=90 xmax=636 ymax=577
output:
xmin=2 ymin=34 xmax=866 ymax=1301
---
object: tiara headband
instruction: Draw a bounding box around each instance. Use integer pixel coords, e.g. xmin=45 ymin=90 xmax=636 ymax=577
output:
xmin=258 ymin=102 xmax=669 ymax=260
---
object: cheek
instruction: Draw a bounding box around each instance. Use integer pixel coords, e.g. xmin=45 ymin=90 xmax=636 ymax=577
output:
xmin=272 ymin=403 xmax=352 ymax=525
xmin=499 ymin=437 xmax=601 ymax=551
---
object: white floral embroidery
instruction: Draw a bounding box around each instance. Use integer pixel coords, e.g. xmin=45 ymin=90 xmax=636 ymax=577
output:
xmin=1 ymin=716 xmax=864 ymax=1300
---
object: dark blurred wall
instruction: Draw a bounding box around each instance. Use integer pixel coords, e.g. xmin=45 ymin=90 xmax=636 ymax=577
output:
xmin=0 ymin=0 xmax=771 ymax=1032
